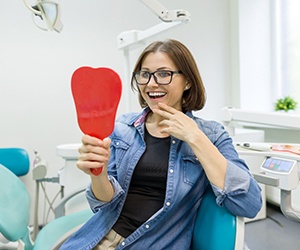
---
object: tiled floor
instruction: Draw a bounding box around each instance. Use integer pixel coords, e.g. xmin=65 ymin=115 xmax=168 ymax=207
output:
xmin=245 ymin=203 xmax=300 ymax=250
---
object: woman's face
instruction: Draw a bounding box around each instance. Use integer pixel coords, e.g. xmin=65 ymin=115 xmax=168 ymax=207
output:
xmin=137 ymin=52 xmax=188 ymax=111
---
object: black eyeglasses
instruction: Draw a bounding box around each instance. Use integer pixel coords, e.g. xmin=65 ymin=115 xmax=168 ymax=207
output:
xmin=133 ymin=70 xmax=182 ymax=85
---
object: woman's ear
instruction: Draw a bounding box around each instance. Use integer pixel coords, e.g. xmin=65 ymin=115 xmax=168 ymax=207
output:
xmin=185 ymin=83 xmax=191 ymax=90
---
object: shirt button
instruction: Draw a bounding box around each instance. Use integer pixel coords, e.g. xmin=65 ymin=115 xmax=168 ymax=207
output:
xmin=169 ymin=169 xmax=174 ymax=174
xmin=172 ymin=140 xmax=176 ymax=144
xmin=145 ymin=224 xmax=150 ymax=229
xmin=166 ymin=201 xmax=171 ymax=206
xmin=116 ymin=141 xmax=120 ymax=146
xmin=121 ymin=242 xmax=125 ymax=246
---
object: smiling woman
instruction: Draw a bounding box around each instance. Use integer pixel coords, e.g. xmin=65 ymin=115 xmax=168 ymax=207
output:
xmin=60 ymin=39 xmax=262 ymax=250
xmin=133 ymin=51 xmax=188 ymax=112
xmin=131 ymin=39 xmax=206 ymax=113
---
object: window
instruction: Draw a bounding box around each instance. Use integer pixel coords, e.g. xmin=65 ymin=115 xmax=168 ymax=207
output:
xmin=275 ymin=0 xmax=300 ymax=101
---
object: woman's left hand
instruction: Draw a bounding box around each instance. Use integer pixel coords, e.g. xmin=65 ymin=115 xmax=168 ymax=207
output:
xmin=152 ymin=102 xmax=200 ymax=142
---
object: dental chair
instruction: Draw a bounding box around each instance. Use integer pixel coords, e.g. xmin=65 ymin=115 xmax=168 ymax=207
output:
xmin=0 ymin=164 xmax=93 ymax=250
xmin=191 ymin=186 xmax=245 ymax=250
xmin=0 ymin=148 xmax=30 ymax=249
xmin=0 ymin=149 xmax=93 ymax=250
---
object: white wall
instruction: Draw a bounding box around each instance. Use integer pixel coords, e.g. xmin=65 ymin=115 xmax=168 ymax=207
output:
xmin=0 ymin=0 xmax=233 ymax=224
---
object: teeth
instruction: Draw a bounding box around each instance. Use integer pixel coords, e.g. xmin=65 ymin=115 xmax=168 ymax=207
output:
xmin=148 ymin=92 xmax=166 ymax=97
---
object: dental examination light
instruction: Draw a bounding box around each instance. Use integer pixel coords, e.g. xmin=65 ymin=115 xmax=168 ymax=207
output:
xmin=117 ymin=0 xmax=191 ymax=112
xmin=23 ymin=0 xmax=63 ymax=32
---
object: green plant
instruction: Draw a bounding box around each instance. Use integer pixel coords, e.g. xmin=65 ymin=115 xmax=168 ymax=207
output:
xmin=275 ymin=96 xmax=298 ymax=112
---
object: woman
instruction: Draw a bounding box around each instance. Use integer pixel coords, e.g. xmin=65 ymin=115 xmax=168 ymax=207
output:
xmin=60 ymin=39 xmax=262 ymax=250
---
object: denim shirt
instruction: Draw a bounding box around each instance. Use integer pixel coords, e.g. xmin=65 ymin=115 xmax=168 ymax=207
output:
xmin=60 ymin=108 xmax=262 ymax=250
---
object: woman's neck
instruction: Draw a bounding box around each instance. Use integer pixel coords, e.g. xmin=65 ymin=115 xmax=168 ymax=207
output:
xmin=145 ymin=112 xmax=169 ymax=138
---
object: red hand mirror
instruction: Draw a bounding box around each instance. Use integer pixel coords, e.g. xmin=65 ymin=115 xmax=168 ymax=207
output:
xmin=71 ymin=67 xmax=122 ymax=175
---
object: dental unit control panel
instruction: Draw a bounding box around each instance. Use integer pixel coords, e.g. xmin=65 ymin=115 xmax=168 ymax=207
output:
xmin=260 ymin=157 xmax=299 ymax=191
xmin=236 ymin=143 xmax=300 ymax=223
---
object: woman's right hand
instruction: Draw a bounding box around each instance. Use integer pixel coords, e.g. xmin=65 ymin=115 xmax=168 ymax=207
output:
xmin=77 ymin=134 xmax=111 ymax=176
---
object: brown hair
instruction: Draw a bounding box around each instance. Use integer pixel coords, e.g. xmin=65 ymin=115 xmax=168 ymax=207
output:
xmin=131 ymin=39 xmax=206 ymax=112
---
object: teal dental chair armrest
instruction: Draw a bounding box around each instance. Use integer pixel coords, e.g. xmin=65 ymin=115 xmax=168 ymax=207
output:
xmin=191 ymin=186 xmax=244 ymax=250
xmin=34 ymin=209 xmax=93 ymax=249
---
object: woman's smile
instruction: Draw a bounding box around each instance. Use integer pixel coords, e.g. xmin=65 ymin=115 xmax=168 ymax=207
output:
xmin=147 ymin=91 xmax=167 ymax=99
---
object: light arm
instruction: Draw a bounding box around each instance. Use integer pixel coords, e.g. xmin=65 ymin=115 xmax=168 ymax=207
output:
xmin=142 ymin=0 xmax=190 ymax=22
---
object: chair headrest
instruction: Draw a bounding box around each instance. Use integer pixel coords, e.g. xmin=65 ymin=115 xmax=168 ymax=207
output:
xmin=0 ymin=148 xmax=30 ymax=176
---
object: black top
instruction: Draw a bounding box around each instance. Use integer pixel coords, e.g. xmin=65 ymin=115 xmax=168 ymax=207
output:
xmin=113 ymin=127 xmax=170 ymax=238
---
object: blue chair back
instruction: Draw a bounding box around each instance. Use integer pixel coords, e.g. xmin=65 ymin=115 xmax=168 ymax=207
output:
xmin=0 ymin=148 xmax=30 ymax=176
xmin=191 ymin=186 xmax=243 ymax=250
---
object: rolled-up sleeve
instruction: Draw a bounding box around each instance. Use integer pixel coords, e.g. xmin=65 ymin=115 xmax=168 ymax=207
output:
xmin=211 ymin=161 xmax=262 ymax=218
xmin=86 ymin=175 xmax=125 ymax=213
